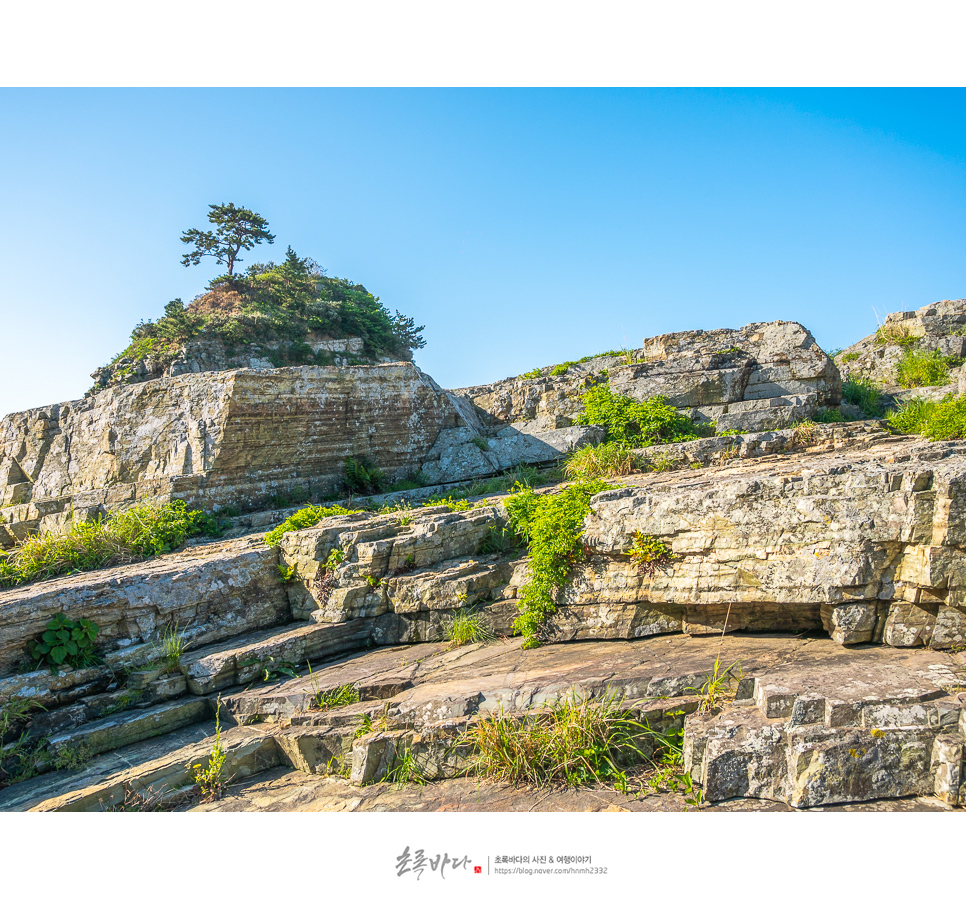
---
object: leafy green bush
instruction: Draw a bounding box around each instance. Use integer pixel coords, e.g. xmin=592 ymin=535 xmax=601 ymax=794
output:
xmin=343 ymin=456 xmax=385 ymax=495
xmin=505 ymin=479 xmax=610 ymax=648
xmin=888 ymin=395 xmax=966 ymax=440
xmin=841 ymin=376 xmax=884 ymax=417
xmin=446 ymin=609 xmax=495 ymax=648
xmin=520 ymin=368 xmax=543 ymax=379
xmin=28 ymin=613 xmax=100 ymax=672
xmin=0 ymin=501 xmax=220 ymax=589
xmin=575 ymin=385 xmax=700 ymax=448
xmin=263 ymin=504 xmax=364 ymax=546
xmin=563 ymin=442 xmax=640 ymax=480
xmin=896 ymin=348 xmax=956 ymax=388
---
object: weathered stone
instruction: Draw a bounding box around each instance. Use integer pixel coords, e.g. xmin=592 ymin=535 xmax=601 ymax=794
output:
xmin=931 ymin=734 xmax=963 ymax=805
xmin=456 ymin=320 xmax=840 ymax=434
xmin=0 ymin=535 xmax=287 ymax=678
xmin=836 ymin=299 xmax=966 ymax=387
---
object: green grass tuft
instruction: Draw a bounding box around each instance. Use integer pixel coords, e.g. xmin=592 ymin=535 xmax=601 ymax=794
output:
xmin=888 ymin=395 xmax=966 ymax=440
xmin=896 ymin=348 xmax=957 ymax=388
xmin=263 ymin=504 xmax=364 ymax=546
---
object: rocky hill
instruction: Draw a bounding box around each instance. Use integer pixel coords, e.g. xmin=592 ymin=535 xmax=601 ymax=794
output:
xmin=0 ymin=305 xmax=964 ymax=814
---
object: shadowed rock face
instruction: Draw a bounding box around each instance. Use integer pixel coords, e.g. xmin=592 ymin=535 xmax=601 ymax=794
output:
xmin=454 ymin=320 xmax=841 ymax=434
xmin=0 ymin=364 xmax=481 ymax=541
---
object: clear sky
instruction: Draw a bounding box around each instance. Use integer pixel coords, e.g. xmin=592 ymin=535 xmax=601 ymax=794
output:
xmin=0 ymin=87 xmax=964 ymax=419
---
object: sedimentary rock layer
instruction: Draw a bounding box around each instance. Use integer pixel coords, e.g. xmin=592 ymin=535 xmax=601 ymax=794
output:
xmin=455 ymin=320 xmax=841 ymax=434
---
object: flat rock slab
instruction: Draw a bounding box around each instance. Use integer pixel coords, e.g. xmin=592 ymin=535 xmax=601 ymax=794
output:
xmin=191 ymin=767 xmax=954 ymax=813
xmin=223 ymin=632 xmax=964 ymax=727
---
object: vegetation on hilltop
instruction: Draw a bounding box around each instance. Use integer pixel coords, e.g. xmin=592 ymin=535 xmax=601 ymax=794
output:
xmin=95 ymin=205 xmax=425 ymax=388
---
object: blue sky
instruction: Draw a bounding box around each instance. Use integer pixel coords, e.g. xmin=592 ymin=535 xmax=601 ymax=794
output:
xmin=0 ymin=87 xmax=964 ymax=418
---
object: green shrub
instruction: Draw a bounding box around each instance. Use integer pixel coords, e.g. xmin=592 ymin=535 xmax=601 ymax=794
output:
xmin=888 ymin=395 xmax=966 ymax=441
xmin=843 ymin=352 xmax=860 ymax=362
xmin=896 ymin=348 xmax=956 ymax=388
xmin=343 ymin=456 xmax=385 ymax=495
xmin=841 ymin=376 xmax=884 ymax=417
xmin=505 ymin=479 xmax=610 ymax=648
xmin=563 ymin=442 xmax=640 ymax=480
xmin=520 ymin=368 xmax=543 ymax=379
xmin=263 ymin=504 xmax=363 ymax=546
xmin=550 ymin=360 xmax=581 ymax=376
xmin=575 ymin=385 xmax=700 ymax=448
xmin=0 ymin=501 xmax=219 ymax=589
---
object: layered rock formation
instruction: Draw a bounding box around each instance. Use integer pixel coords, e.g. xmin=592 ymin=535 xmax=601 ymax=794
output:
xmin=0 ymin=364 xmax=483 ymax=542
xmin=836 ymin=299 xmax=966 ymax=386
xmin=456 ymin=320 xmax=841 ymax=434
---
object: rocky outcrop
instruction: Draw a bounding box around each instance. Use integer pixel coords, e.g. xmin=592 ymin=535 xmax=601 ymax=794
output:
xmin=836 ymin=299 xmax=966 ymax=386
xmin=455 ymin=320 xmax=841 ymax=434
xmin=88 ymin=332 xmax=391 ymax=393
xmin=1 ymin=364 xmax=604 ymax=543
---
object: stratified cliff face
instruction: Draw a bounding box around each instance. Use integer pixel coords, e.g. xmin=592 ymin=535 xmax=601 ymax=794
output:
xmin=0 ymin=364 xmax=481 ymax=542
xmin=455 ymin=320 xmax=841 ymax=434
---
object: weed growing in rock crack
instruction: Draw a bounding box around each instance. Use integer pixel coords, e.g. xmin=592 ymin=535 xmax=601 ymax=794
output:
xmin=627 ymin=532 xmax=676 ymax=576
xmin=790 ymin=418 xmax=816 ymax=444
xmin=639 ymin=722 xmax=702 ymax=807
xmin=645 ymin=452 xmax=678 ymax=474
xmin=480 ymin=524 xmax=525 ymax=556
xmin=564 ymin=442 xmax=640 ymax=480
xmin=154 ymin=623 xmax=190 ymax=675
xmin=51 ymin=742 xmax=93 ymax=772
xmin=191 ymin=699 xmax=229 ymax=801
xmin=888 ymin=395 xmax=966 ymax=441
xmin=0 ymin=698 xmax=47 ymax=786
xmin=277 ymin=563 xmax=297 ymax=583
xmin=691 ymin=659 xmax=742 ymax=713
xmin=471 ymin=436 xmax=490 ymax=452
xmin=461 ymin=692 xmax=653 ymax=788
xmin=520 ymin=368 xmax=543 ymax=379
xmin=28 ymin=613 xmax=100 ymax=673
xmin=255 ymin=656 xmax=300 ymax=682
xmin=446 ymin=607 xmax=495 ymax=648
xmin=263 ymin=505 xmax=364 ymax=547
xmin=505 ymin=479 xmax=611 ymax=648
xmin=811 ymin=408 xmax=846 ymax=424
xmin=386 ymin=749 xmax=426 ymax=786
xmin=0 ymin=500 xmax=220 ymax=589
xmin=306 ymin=664 xmax=360 ymax=711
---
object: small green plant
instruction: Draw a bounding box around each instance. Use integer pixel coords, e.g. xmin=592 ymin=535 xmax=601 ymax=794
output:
xmin=690 ymin=659 xmax=742 ymax=713
xmin=842 ymin=352 xmax=860 ymax=362
xmin=520 ymin=368 xmax=543 ymax=379
xmin=505 ymin=479 xmax=610 ymax=648
xmin=365 ymin=575 xmax=382 ymax=589
xmin=277 ymin=563 xmax=297 ymax=583
xmin=627 ymin=532 xmax=676 ymax=575
xmin=790 ymin=417 xmax=816 ymax=444
xmin=841 ymin=376 xmax=884 ymax=417
xmin=386 ymin=748 xmax=426 ymax=786
xmin=576 ymin=384 xmax=700 ymax=448
xmin=471 ymin=436 xmax=490 ymax=452
xmin=28 ymin=614 xmax=100 ymax=673
xmin=446 ymin=608 xmax=495 ymax=648
xmin=191 ymin=699 xmax=228 ymax=801
xmin=254 ymin=656 xmax=300 ymax=682
xmin=153 ymin=623 xmax=190 ymax=675
xmin=51 ymin=742 xmax=93 ymax=772
xmin=343 ymin=456 xmax=386 ymax=495
xmin=563 ymin=442 xmax=640 ymax=480
xmin=896 ymin=348 xmax=957 ymax=388
xmin=263 ymin=504 xmax=363 ymax=546
xmin=307 ymin=664 xmax=360 ymax=711
xmin=0 ymin=698 xmax=46 ymax=784
xmin=387 ymin=470 xmax=430 ymax=493
xmin=354 ymin=713 xmax=375 ymax=738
